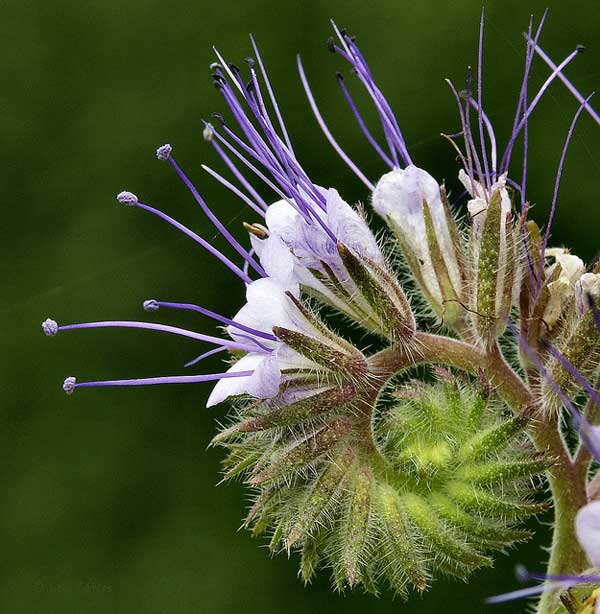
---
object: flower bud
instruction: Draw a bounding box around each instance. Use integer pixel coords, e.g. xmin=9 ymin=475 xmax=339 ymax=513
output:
xmin=464 ymin=174 xmax=521 ymax=345
xmin=543 ymin=271 xmax=600 ymax=413
xmin=337 ymin=242 xmax=415 ymax=342
xmin=372 ymin=166 xmax=465 ymax=329
xmin=576 ymin=272 xmax=600 ymax=315
xmin=224 ymin=377 xmax=547 ymax=596
xmin=542 ymin=248 xmax=585 ymax=329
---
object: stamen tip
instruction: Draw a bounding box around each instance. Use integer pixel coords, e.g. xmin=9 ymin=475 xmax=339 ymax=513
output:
xmin=576 ymin=44 xmax=587 ymax=53
xmin=156 ymin=143 xmax=172 ymax=161
xmin=63 ymin=376 xmax=77 ymax=395
xmin=42 ymin=318 xmax=58 ymax=337
xmin=117 ymin=191 xmax=138 ymax=205
xmin=143 ymin=299 xmax=160 ymax=312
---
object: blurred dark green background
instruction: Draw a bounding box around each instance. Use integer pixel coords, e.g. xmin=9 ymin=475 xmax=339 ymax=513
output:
xmin=3 ymin=0 xmax=600 ymax=612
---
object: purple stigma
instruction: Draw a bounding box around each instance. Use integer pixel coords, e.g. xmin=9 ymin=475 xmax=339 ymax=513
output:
xmin=156 ymin=143 xmax=172 ymax=160
xmin=42 ymin=318 xmax=58 ymax=337
xmin=117 ymin=191 xmax=138 ymax=205
xmin=63 ymin=376 xmax=77 ymax=395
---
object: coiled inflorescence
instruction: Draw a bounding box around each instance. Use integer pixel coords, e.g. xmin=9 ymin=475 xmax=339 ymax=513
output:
xmin=42 ymin=9 xmax=600 ymax=609
xmin=214 ymin=379 xmax=549 ymax=595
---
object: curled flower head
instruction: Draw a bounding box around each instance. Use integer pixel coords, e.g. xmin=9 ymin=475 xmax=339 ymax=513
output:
xmin=44 ymin=9 xmax=600 ymax=608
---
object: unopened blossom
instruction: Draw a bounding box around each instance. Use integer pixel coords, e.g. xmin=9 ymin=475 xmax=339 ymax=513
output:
xmin=372 ymin=166 xmax=463 ymax=325
xmin=576 ymin=272 xmax=600 ymax=315
xmin=543 ymin=248 xmax=585 ymax=328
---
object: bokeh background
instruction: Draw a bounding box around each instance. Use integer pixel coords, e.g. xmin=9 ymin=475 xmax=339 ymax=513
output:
xmin=3 ymin=0 xmax=600 ymax=612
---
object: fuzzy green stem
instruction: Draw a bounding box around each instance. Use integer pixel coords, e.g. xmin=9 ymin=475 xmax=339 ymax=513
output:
xmin=368 ymin=332 xmax=532 ymax=411
xmin=531 ymin=416 xmax=589 ymax=614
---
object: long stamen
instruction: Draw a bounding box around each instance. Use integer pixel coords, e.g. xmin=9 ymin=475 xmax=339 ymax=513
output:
xmin=297 ymin=55 xmax=374 ymax=190
xmin=464 ymin=67 xmax=487 ymax=193
xmin=143 ymin=299 xmax=277 ymax=341
xmin=476 ymin=8 xmax=492 ymax=188
xmin=538 ymin=94 xmax=593 ymax=287
xmin=331 ymin=21 xmax=412 ymax=166
xmin=336 ymin=72 xmax=394 ymax=168
xmin=205 ymin=124 xmax=270 ymax=211
xmin=525 ymin=35 xmax=600 ymax=125
xmin=47 ymin=319 xmax=264 ymax=353
xmin=446 ymin=80 xmax=477 ymax=196
xmin=63 ymin=370 xmax=255 ymax=395
xmin=465 ymin=99 xmax=497 ymax=175
xmin=501 ymin=46 xmax=584 ymax=173
xmin=510 ymin=12 xmax=547 ymax=162
xmin=201 ymin=164 xmax=265 ymax=218
xmin=116 ymin=192 xmax=252 ymax=284
xmin=249 ymin=35 xmax=295 ymax=154
xmin=184 ymin=346 xmax=228 ymax=368
xmin=160 ymin=149 xmax=266 ymax=278
xmin=485 ymin=583 xmax=565 ymax=604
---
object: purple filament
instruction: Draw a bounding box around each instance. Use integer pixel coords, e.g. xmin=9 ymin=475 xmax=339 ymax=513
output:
xmin=500 ymin=45 xmax=583 ymax=173
xmin=526 ymin=36 xmax=600 ymax=125
xmin=537 ymin=93 xmax=594 ymax=288
xmin=133 ymin=201 xmax=252 ymax=284
xmin=167 ymin=156 xmax=266 ymax=278
xmin=149 ymin=300 xmax=277 ymax=341
xmin=57 ymin=320 xmax=267 ymax=354
xmin=476 ymin=8 xmax=492 ymax=188
xmin=184 ymin=346 xmax=228 ymax=368
xmin=73 ymin=370 xmax=255 ymax=390
xmin=297 ymin=55 xmax=375 ymax=190
xmin=336 ymin=72 xmax=394 ymax=168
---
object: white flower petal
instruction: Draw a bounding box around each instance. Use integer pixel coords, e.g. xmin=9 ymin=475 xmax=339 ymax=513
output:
xmin=326 ymin=188 xmax=383 ymax=264
xmin=576 ymin=500 xmax=600 ymax=567
xmin=258 ymin=235 xmax=296 ymax=286
xmin=206 ymin=353 xmax=266 ymax=408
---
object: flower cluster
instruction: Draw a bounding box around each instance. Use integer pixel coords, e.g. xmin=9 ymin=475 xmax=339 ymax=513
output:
xmin=43 ymin=9 xmax=600 ymax=609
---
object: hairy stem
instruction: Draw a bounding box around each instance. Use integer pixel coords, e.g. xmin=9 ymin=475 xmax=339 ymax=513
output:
xmin=531 ymin=415 xmax=589 ymax=614
xmin=368 ymin=332 xmax=532 ymax=410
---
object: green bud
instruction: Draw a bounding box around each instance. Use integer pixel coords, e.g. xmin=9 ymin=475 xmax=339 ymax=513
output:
xmin=376 ymin=483 xmax=430 ymax=594
xmin=337 ymin=242 xmax=416 ymax=342
xmin=249 ymin=417 xmax=352 ymax=486
xmin=458 ymin=410 xmax=531 ymax=461
xmin=273 ymin=326 xmax=367 ymax=377
xmin=401 ymin=492 xmax=493 ymax=575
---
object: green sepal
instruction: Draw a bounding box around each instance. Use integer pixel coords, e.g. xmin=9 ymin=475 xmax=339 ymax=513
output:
xmin=446 ymin=481 xmax=548 ymax=520
xmin=337 ymin=466 xmax=373 ymax=588
xmin=474 ymin=189 xmax=503 ymax=343
xmin=299 ymin=532 xmax=328 ymax=583
xmin=212 ymin=383 xmax=357 ymax=443
xmin=458 ymin=410 xmax=531 ymax=461
xmin=430 ymin=493 xmax=532 ymax=551
xmin=376 ymin=483 xmax=430 ymax=594
xmin=286 ymin=451 xmax=353 ymax=548
xmin=273 ymin=325 xmax=367 ymax=377
xmin=249 ymin=418 xmax=352 ymax=486
xmin=456 ymin=454 xmax=553 ymax=485
xmin=337 ymin=242 xmax=416 ymax=342
xmin=402 ymin=493 xmax=493 ymax=573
